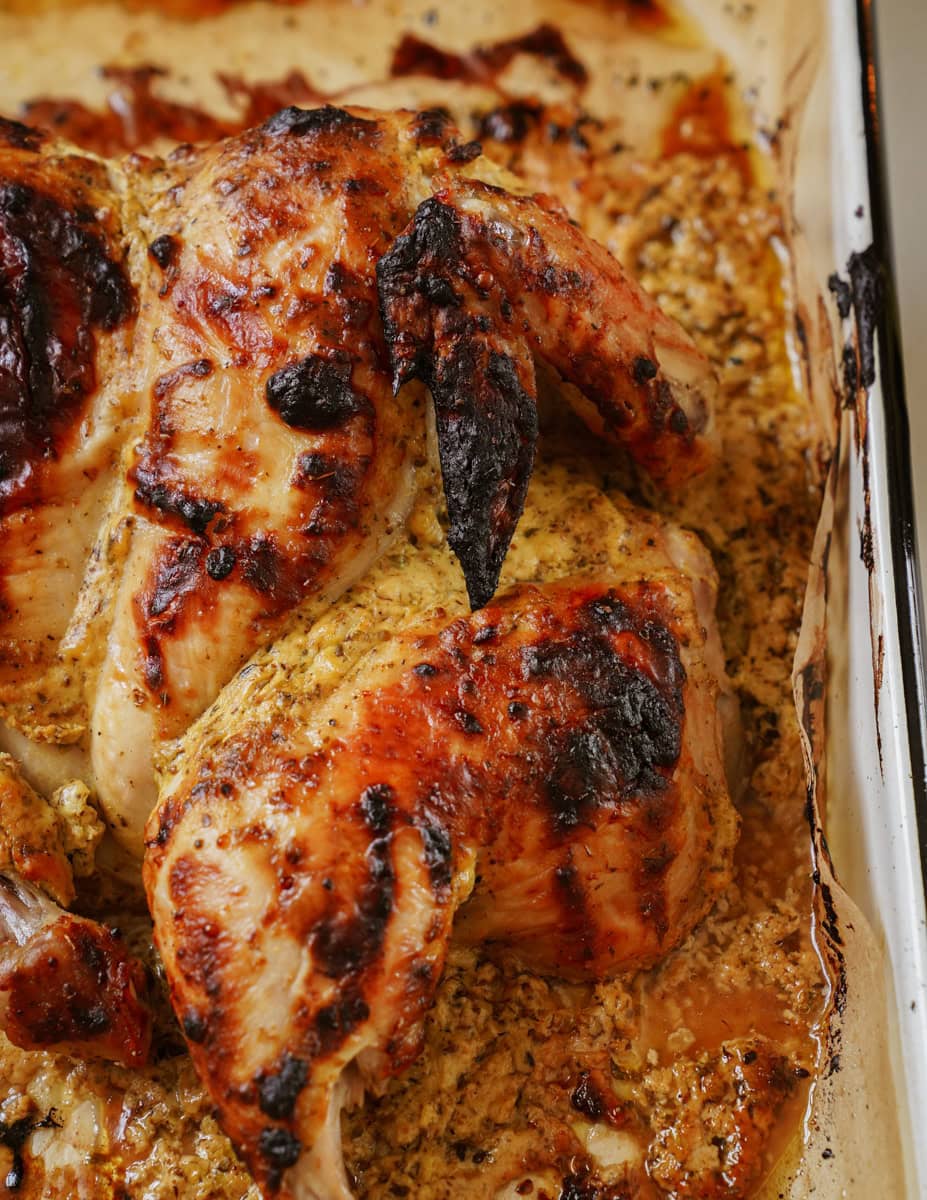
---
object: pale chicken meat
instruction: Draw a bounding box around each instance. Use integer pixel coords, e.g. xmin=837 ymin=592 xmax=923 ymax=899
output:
xmin=0 ymin=106 xmax=717 ymax=854
xmin=0 ymin=119 xmax=137 ymax=745
xmin=145 ymin=461 xmax=737 ymax=1200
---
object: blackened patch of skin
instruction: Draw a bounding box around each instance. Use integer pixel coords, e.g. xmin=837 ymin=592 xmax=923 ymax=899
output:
xmin=257 ymin=1052 xmax=310 ymax=1119
xmin=145 ymin=538 xmax=203 ymax=620
xmin=205 ymin=545 xmax=236 ymax=581
xmin=292 ymin=451 xmax=358 ymax=500
xmin=410 ymin=108 xmax=454 ymax=145
xmin=632 ymin=355 xmax=658 ymax=385
xmin=377 ymin=199 xmax=538 ymax=608
xmin=359 ymin=783 xmax=394 ymax=837
xmin=239 ymin=533 xmax=290 ymax=601
xmin=133 ymin=468 xmax=223 ymax=536
xmin=142 ymin=635 xmax=164 ymax=691
xmin=446 ymin=140 xmax=482 ymax=164
xmin=315 ymin=992 xmax=370 ymax=1054
xmin=476 ymin=101 xmax=543 ymax=144
xmin=262 ymin=105 xmax=376 ymax=140
xmin=437 ymin=346 xmax=537 ymax=611
xmin=522 ymin=596 xmax=684 ymax=834
xmin=149 ymin=233 xmax=180 ymax=270
xmin=390 ymin=25 xmax=587 ymax=88
xmin=0 ymin=117 xmax=42 ymax=151
xmin=454 ymin=707 xmax=481 ymax=734
xmin=181 ymin=1009 xmax=208 ymax=1043
xmin=313 ymin=830 xmax=394 ymax=978
xmin=323 ymin=261 xmax=374 ymax=329
xmin=547 ymin=726 xmax=626 ymax=832
xmin=258 ymin=1126 xmax=301 ymax=1183
xmin=668 ymin=406 xmax=690 ymax=435
xmin=420 ymin=819 xmax=453 ymax=889
xmin=0 ymin=181 xmax=135 ymax=513
xmin=0 ymin=1110 xmax=59 ymax=1192
xmin=266 ymin=351 xmax=368 ymax=430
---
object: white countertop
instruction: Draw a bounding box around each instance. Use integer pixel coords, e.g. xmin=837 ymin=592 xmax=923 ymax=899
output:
xmin=877 ymin=1 xmax=927 ymax=582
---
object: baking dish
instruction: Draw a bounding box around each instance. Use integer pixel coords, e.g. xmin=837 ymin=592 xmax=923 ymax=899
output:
xmin=705 ymin=0 xmax=927 ymax=1192
xmin=0 ymin=0 xmax=924 ymax=1196
xmin=740 ymin=0 xmax=927 ymax=1192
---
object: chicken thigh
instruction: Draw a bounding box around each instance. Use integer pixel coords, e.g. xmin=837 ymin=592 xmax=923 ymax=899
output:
xmin=146 ymin=462 xmax=737 ymax=1200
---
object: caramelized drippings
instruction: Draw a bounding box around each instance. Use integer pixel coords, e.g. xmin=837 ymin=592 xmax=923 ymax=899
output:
xmin=390 ymin=25 xmax=587 ymax=88
xmin=662 ymin=70 xmax=753 ymax=184
xmin=22 ymin=66 xmax=229 ymax=156
xmin=18 ymin=65 xmax=330 ymax=157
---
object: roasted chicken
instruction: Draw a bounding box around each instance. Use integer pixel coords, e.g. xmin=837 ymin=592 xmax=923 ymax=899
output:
xmin=0 ymin=106 xmax=717 ymax=856
xmin=0 ymin=101 xmax=738 ymax=1198
xmin=145 ymin=458 xmax=737 ymax=1200
xmin=0 ymin=754 xmax=151 ymax=1067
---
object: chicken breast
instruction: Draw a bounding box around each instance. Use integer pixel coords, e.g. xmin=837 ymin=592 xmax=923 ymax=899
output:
xmin=145 ymin=460 xmax=737 ymax=1200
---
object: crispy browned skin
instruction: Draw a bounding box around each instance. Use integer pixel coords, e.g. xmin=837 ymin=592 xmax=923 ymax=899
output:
xmin=145 ymin=575 xmax=735 ymax=1198
xmin=377 ymin=173 xmax=715 ymax=605
xmin=0 ymin=106 xmax=716 ymax=854
xmin=89 ymin=106 xmax=429 ymax=846
xmin=0 ymin=871 xmax=151 ymax=1068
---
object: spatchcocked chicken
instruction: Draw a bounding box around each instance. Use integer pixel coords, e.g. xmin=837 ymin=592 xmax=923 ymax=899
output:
xmin=0 ymin=104 xmax=736 ymax=1200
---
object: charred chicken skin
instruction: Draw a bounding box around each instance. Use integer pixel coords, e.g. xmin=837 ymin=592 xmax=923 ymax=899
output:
xmin=0 ymin=103 xmax=736 ymax=1199
xmin=0 ymin=754 xmax=151 ymax=1067
xmin=0 ymin=105 xmax=716 ymax=852
xmin=146 ymin=553 xmax=736 ymax=1198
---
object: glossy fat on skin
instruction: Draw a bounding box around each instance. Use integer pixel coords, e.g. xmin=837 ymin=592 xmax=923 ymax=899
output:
xmin=0 ymin=756 xmax=149 ymax=1068
xmin=0 ymin=118 xmax=139 ymax=745
xmin=0 ymin=871 xmax=151 ymax=1069
xmin=88 ymin=109 xmax=430 ymax=851
xmin=145 ymin=463 xmax=737 ymax=1200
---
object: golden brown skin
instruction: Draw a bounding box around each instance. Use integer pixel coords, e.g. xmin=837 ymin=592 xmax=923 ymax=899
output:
xmin=88 ymin=106 xmax=429 ymax=848
xmin=0 ymin=755 xmax=151 ymax=1068
xmin=0 ymin=105 xmax=716 ymax=853
xmin=0 ymin=872 xmax=151 ymax=1068
xmin=145 ymin=574 xmax=735 ymax=1199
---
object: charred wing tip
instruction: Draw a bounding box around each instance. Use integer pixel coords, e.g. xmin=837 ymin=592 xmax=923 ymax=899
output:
xmin=455 ymin=547 xmax=504 ymax=612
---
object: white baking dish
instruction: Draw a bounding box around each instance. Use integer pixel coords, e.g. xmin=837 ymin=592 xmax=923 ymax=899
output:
xmin=0 ymin=0 xmax=923 ymax=1196
xmin=747 ymin=0 xmax=927 ymax=1193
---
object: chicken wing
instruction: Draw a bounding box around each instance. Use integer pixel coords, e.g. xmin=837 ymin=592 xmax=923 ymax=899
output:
xmin=145 ymin=463 xmax=736 ymax=1200
xmin=377 ymin=172 xmax=715 ymax=605
xmin=0 ymin=754 xmax=150 ymax=1067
